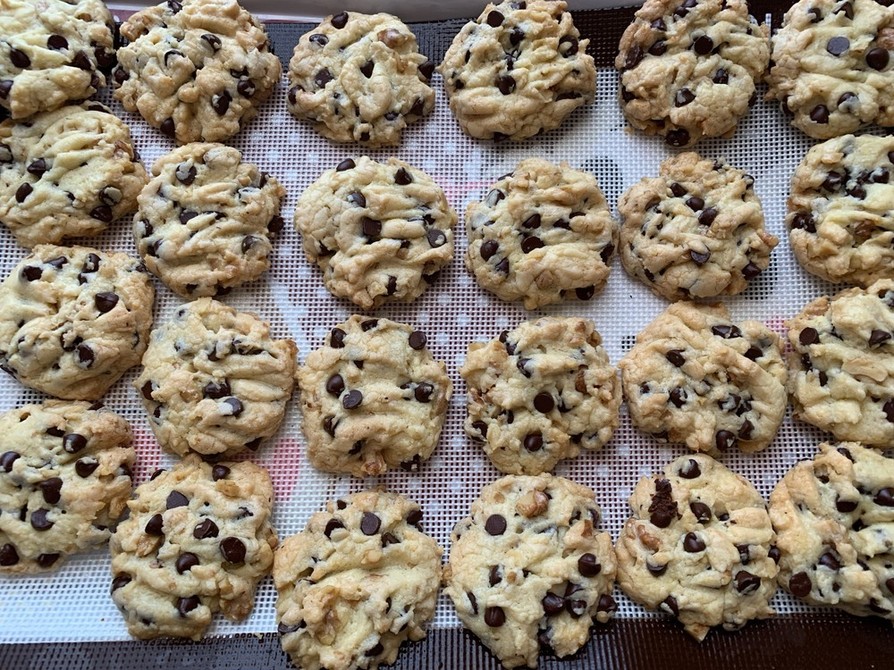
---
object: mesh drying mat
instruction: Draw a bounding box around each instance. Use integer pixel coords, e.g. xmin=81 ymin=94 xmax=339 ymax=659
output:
xmin=2 ymin=1 xmax=894 ymax=667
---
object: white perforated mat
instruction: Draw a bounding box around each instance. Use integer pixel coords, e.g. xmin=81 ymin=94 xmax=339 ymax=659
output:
xmin=0 ymin=9 xmax=882 ymax=645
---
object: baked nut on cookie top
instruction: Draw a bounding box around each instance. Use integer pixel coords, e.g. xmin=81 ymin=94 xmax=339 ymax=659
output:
xmin=440 ymin=0 xmax=596 ymax=141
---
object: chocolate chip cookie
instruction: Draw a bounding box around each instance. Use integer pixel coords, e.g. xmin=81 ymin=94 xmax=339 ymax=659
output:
xmin=445 ymin=473 xmax=617 ymax=669
xmin=274 ymin=491 xmax=442 ymax=670
xmin=787 ymin=280 xmax=894 ymax=446
xmin=298 ymin=315 xmax=451 ymax=477
xmin=0 ymin=0 xmax=116 ymax=119
xmin=287 ymin=12 xmax=435 ymax=147
xmin=787 ymin=134 xmax=894 ymax=286
xmin=110 ymin=455 xmax=277 ymax=640
xmin=0 ymin=245 xmax=155 ymax=400
xmin=0 ymin=400 xmax=134 ymax=574
xmin=767 ymin=0 xmax=894 ymax=140
xmin=619 ymin=301 xmax=787 ymax=455
xmin=461 ymin=317 xmax=620 ymax=475
xmin=294 ymin=156 xmax=456 ymax=310
xmin=769 ymin=442 xmax=894 ymax=621
xmin=134 ymin=143 xmax=285 ymax=298
xmin=0 ymin=102 xmax=147 ymax=248
xmin=616 ymin=454 xmax=778 ymax=641
xmin=136 ymin=297 xmax=297 ymax=459
xmin=439 ymin=0 xmax=596 ymax=141
xmin=618 ymin=152 xmax=777 ymax=301
xmin=464 ymin=158 xmax=617 ymax=309
xmin=616 ymin=0 xmax=769 ymax=147
xmin=113 ymin=0 xmax=281 ymax=144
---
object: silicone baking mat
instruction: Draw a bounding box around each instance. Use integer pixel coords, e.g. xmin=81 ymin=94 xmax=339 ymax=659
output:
xmin=1 ymin=1 xmax=892 ymax=667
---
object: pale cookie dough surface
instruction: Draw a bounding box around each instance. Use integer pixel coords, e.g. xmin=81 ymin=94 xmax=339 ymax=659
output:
xmin=274 ymin=491 xmax=442 ymax=670
xmin=0 ymin=0 xmax=115 ymax=119
xmin=134 ymin=142 xmax=285 ymax=298
xmin=0 ymin=400 xmax=133 ymax=574
xmin=110 ymin=455 xmax=277 ymax=640
xmin=788 ymin=134 xmax=894 ymax=286
xmin=618 ymin=152 xmax=777 ymax=301
xmin=0 ymin=102 xmax=147 ymax=248
xmin=0 ymin=244 xmax=154 ymax=400
xmin=461 ymin=317 xmax=620 ymax=476
xmin=616 ymin=0 xmax=769 ymax=147
xmin=445 ymin=474 xmax=617 ymax=669
xmin=113 ymin=0 xmax=281 ymax=144
xmin=787 ymin=280 xmax=894 ymax=446
xmin=770 ymin=442 xmax=894 ymax=621
xmin=767 ymin=0 xmax=894 ymax=140
xmin=616 ymin=454 xmax=778 ymax=641
xmin=287 ymin=12 xmax=435 ymax=147
xmin=294 ymin=156 xmax=456 ymax=310
xmin=136 ymin=297 xmax=297 ymax=459
xmin=298 ymin=315 xmax=451 ymax=477
xmin=619 ymin=301 xmax=786 ymax=455
xmin=464 ymin=158 xmax=616 ymax=310
xmin=439 ymin=0 xmax=596 ymax=141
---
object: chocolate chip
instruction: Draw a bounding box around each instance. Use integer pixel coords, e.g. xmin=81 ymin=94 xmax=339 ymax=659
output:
xmin=693 ymin=35 xmax=714 ymax=55
xmin=675 ymin=88 xmax=695 ymax=107
xmin=0 ymin=543 xmax=19 ymax=566
xmin=789 ymin=572 xmax=812 ymax=597
xmin=713 ymin=68 xmax=730 ymax=84
xmin=145 ymin=513 xmax=164 ymax=536
xmin=342 ymin=390 xmax=362 ymax=409
xmin=112 ymin=573 xmax=131 ymax=591
xmin=323 ymin=373 xmax=345 ymax=397
xmin=418 ymin=59 xmax=434 ymax=80
xmin=578 ymin=553 xmax=601 ymax=577
xmin=485 ymin=514 xmax=506 ymax=536
xmin=735 ymin=571 xmax=761 ymax=594
xmin=314 ymin=68 xmax=333 ymax=88
xmin=408 ymin=331 xmax=427 ymax=351
xmin=29 ymin=508 xmax=52 ymax=531
xmin=496 ymin=74 xmax=516 ymax=95
xmin=1 ymin=451 xmax=19 ymax=472
xmin=425 ymin=228 xmax=447 ymax=248
xmin=819 ymin=552 xmax=840 ymax=571
xmin=202 ymin=379 xmax=231 ymax=399
xmin=330 ymin=11 xmax=349 ymax=28
xmin=835 ymin=497 xmax=858 ymax=513
xmin=359 ymin=512 xmax=381 ymax=536
xmin=669 ymin=386 xmax=687 ymax=408
xmin=359 ymin=60 xmax=374 ymax=78
xmin=647 ymin=562 xmax=667 ymax=576
xmin=649 ymin=39 xmax=667 ymax=57
xmin=690 ymin=249 xmax=710 ymax=265
xmin=10 ymin=47 xmax=31 ymax=69
xmin=38 ymin=477 xmax=62 ymax=504
xmin=826 ymin=36 xmax=850 ymax=57
xmin=484 ymin=606 xmax=505 ymax=627
xmin=79 ymin=343 xmax=97 ymax=368
xmin=160 ymin=117 xmax=176 ymax=138
xmin=715 ymin=430 xmax=736 ymax=451
xmin=189 ymin=518 xmax=219 ymax=540
xmin=21 ymin=265 xmax=43 ymax=282
xmin=15 ymin=182 xmax=33 ymax=203
xmin=486 ymin=9 xmax=504 ymax=26
xmin=329 ymin=328 xmax=346 ymax=348
xmin=521 ymin=236 xmax=544 ymax=254
xmin=665 ymin=128 xmax=690 ymax=147
xmin=679 ymin=458 xmax=701 ymax=479
xmin=211 ymin=90 xmax=231 ymax=115
xmin=883 ymin=399 xmax=894 ymax=423
xmin=624 ymin=45 xmax=643 ymax=70
xmin=222 ymin=397 xmax=243 ymax=417
xmin=836 ymin=1 xmax=854 ymax=18
xmin=711 ymin=324 xmax=741 ymax=339
xmin=522 ymin=432 xmax=544 ymax=452
xmin=649 ymin=478 xmax=678 ymax=528
xmin=177 ymin=596 xmax=200 ymax=617
xmin=166 ymin=491 xmax=189 ymax=509
xmin=220 ymin=537 xmax=246 ymax=563
xmin=799 ymin=328 xmax=819 ymax=346
xmin=63 ymin=433 xmax=87 ymax=453
xmin=480 ymin=239 xmax=499 ymax=260
xmin=541 ymin=592 xmax=564 ymax=616
xmin=665 ymin=349 xmax=685 ymax=367
xmin=874 ymin=487 xmax=894 ymax=506
xmin=791 ymin=211 xmax=816 ymax=232
xmin=690 ymin=501 xmax=712 ymax=524
xmin=867 ymin=47 xmax=890 ymax=70
xmin=870 ymin=330 xmax=891 ymax=346
xmin=35 ymin=552 xmax=59 ymax=568
xmin=661 ymin=595 xmax=680 ymax=617
xmin=176 ymin=552 xmax=199 ymax=574
xmin=361 ymin=217 xmax=381 ymax=239
xmin=533 ymin=392 xmax=554 ymax=413
xmin=94 ymin=292 xmax=118 ymax=313
xmin=175 ymin=163 xmax=196 ymax=185
xmin=810 ymin=105 xmax=830 ymax=124
xmin=683 ymin=532 xmax=706 ymax=553
xmin=697 ymin=207 xmax=719 ymax=226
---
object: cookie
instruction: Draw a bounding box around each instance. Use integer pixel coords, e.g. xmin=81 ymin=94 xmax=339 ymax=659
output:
xmin=767 ymin=0 xmax=894 ymax=140
xmin=618 ymin=152 xmax=777 ymax=301
xmin=134 ymin=143 xmax=286 ymax=298
xmin=461 ymin=317 xmax=620 ymax=475
xmin=0 ymin=0 xmax=116 ymax=119
xmin=616 ymin=453 xmax=778 ymax=641
xmin=0 ymin=400 xmax=133 ymax=574
xmin=274 ymin=491 xmax=442 ymax=670
xmin=287 ymin=12 xmax=435 ymax=147
xmin=616 ymin=0 xmax=769 ymax=147
xmin=0 ymin=102 xmax=147 ymax=248
xmin=112 ymin=0 xmax=281 ymax=144
xmin=298 ymin=315 xmax=451 ymax=477
xmin=464 ymin=158 xmax=617 ymax=309
xmin=787 ymin=134 xmax=894 ymax=287
xmin=619 ymin=301 xmax=787 ymax=455
xmin=0 ymin=244 xmax=155 ymax=400
xmin=110 ymin=455 xmax=277 ymax=640
xmin=445 ymin=474 xmax=617 ymax=669
xmin=136 ymin=297 xmax=297 ymax=459
xmin=786 ymin=280 xmax=894 ymax=446
xmin=294 ymin=156 xmax=456 ymax=310
xmin=439 ymin=0 xmax=596 ymax=141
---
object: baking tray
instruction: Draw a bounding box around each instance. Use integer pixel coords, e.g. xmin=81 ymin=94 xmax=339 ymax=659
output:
xmin=2 ymin=1 xmax=894 ymax=668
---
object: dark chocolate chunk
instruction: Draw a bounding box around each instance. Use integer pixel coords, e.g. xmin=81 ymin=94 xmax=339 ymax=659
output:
xmin=648 ymin=478 xmax=678 ymax=528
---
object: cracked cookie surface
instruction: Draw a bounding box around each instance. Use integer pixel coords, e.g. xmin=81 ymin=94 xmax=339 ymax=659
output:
xmin=294 ymin=156 xmax=456 ymax=310
xmin=113 ymin=0 xmax=281 ymax=144
xmin=464 ymin=158 xmax=616 ymax=310
xmin=0 ymin=244 xmax=154 ymax=400
xmin=445 ymin=473 xmax=617 ymax=669
xmin=619 ymin=301 xmax=786 ymax=455
xmin=616 ymin=453 xmax=778 ymax=641
xmin=287 ymin=12 xmax=435 ymax=147
xmin=439 ymin=0 xmax=596 ymax=141
xmin=274 ymin=491 xmax=442 ymax=670
xmin=619 ymin=151 xmax=777 ymax=301
xmin=110 ymin=455 xmax=277 ymax=640
xmin=134 ymin=142 xmax=285 ymax=298
xmin=0 ymin=400 xmax=134 ymax=574
xmin=298 ymin=315 xmax=451 ymax=477
xmin=461 ymin=317 xmax=620 ymax=475
xmin=0 ymin=102 xmax=146 ymax=248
